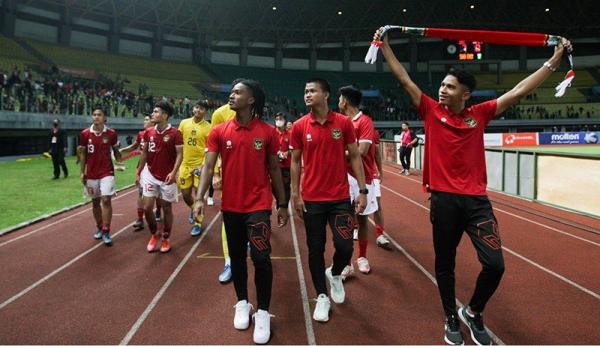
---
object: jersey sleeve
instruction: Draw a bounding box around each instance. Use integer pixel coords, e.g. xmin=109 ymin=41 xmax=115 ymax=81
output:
xmin=290 ymin=121 xmax=303 ymax=150
xmin=473 ymin=99 xmax=498 ymax=126
xmin=417 ymin=93 xmax=437 ymax=121
xmin=267 ymin=127 xmax=279 ymax=155
xmin=174 ymin=129 xmax=183 ymax=145
xmin=342 ymin=117 xmax=357 ymax=146
xmin=357 ymin=117 xmax=374 ymax=144
xmin=111 ymin=130 xmax=119 ymax=146
xmin=78 ymin=130 xmax=87 ymax=147
xmin=206 ymin=126 xmax=220 ymax=153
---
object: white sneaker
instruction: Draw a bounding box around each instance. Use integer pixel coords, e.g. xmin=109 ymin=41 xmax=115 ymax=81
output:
xmin=376 ymin=234 xmax=391 ymax=248
xmin=207 ymin=197 xmax=215 ymax=206
xmin=353 ymin=228 xmax=358 ymax=240
xmin=357 ymin=257 xmax=371 ymax=274
xmin=325 ymin=267 xmax=345 ymax=304
xmin=404 ymin=170 xmax=410 ymax=176
xmin=233 ymin=300 xmax=253 ymax=330
xmin=340 ymin=263 xmax=355 ymax=281
xmin=313 ymin=294 xmax=330 ymax=322
xmin=252 ymin=309 xmax=272 ymax=344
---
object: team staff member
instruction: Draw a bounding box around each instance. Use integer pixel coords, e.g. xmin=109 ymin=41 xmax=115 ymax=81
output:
xmin=137 ymin=101 xmax=183 ymax=253
xmin=49 ymin=119 xmax=68 ymax=179
xmin=290 ymin=78 xmax=367 ymax=323
xmin=211 ymin=86 xmax=240 ymax=284
xmin=274 ymin=112 xmax=291 ymax=207
xmin=338 ymin=85 xmax=379 ymax=276
xmin=195 ymin=79 xmax=288 ymax=345
xmin=78 ymin=107 xmax=121 ymax=246
xmin=120 ymin=115 xmax=153 ymax=230
xmin=178 ymin=100 xmax=212 ymax=237
xmin=399 ymin=122 xmax=418 ymax=175
xmin=377 ymin=28 xmax=571 ymax=345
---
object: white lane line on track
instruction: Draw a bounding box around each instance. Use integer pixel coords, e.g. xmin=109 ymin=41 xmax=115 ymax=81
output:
xmin=367 ymin=218 xmax=505 ymax=345
xmin=289 ymin=206 xmax=317 ymax=345
xmin=0 ymin=221 xmax=135 ymax=310
xmin=382 ymin=168 xmax=600 ymax=247
xmin=119 ymin=212 xmax=221 ymax=345
xmin=0 ymin=188 xmax=138 ymax=248
xmin=380 ymin=183 xmax=600 ymax=302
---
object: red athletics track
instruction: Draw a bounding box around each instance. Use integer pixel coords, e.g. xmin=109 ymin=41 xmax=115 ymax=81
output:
xmin=1 ymin=162 xmax=599 ymax=344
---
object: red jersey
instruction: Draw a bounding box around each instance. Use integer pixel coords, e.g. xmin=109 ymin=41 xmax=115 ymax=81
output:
xmin=374 ymin=131 xmax=380 ymax=145
xmin=79 ymin=126 xmax=118 ymax=179
xmin=348 ymin=112 xmax=377 ymax=184
xmin=135 ymin=129 xmax=146 ymax=149
xmin=143 ymin=124 xmax=183 ymax=181
xmin=277 ymin=128 xmax=291 ymax=168
xmin=207 ymin=118 xmax=278 ymax=213
xmin=290 ymin=111 xmax=356 ymax=202
xmin=418 ymin=93 xmax=497 ymax=195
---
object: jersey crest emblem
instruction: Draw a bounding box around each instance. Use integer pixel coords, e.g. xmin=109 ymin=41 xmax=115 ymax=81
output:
xmin=331 ymin=128 xmax=342 ymax=140
xmin=463 ymin=117 xmax=478 ymax=128
xmin=254 ymin=138 xmax=264 ymax=150
xmin=163 ymin=135 xmax=171 ymax=142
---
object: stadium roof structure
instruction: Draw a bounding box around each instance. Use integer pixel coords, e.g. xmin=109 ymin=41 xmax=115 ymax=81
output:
xmin=20 ymin=0 xmax=600 ymax=42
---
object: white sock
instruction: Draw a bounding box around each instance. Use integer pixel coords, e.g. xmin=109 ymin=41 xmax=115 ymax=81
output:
xmin=225 ymin=257 xmax=231 ymax=266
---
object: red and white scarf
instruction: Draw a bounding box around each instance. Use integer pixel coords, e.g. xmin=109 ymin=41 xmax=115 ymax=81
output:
xmin=365 ymin=26 xmax=574 ymax=97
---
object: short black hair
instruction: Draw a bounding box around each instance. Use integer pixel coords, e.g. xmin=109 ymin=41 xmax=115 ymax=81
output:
xmin=195 ymin=99 xmax=209 ymax=109
xmin=275 ymin=112 xmax=286 ymax=120
xmin=231 ymin=78 xmax=245 ymax=88
xmin=402 ymin=122 xmax=410 ymax=127
xmin=339 ymin=85 xmax=362 ymax=107
xmin=92 ymin=105 xmax=106 ymax=116
xmin=154 ymin=100 xmax=174 ymax=117
xmin=306 ymin=78 xmax=331 ymax=94
xmin=446 ymin=68 xmax=476 ymax=92
xmin=237 ymin=79 xmax=266 ymax=118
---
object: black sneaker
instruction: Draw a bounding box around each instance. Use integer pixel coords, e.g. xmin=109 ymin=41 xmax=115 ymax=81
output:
xmin=458 ymin=306 xmax=492 ymax=345
xmin=444 ymin=315 xmax=464 ymax=345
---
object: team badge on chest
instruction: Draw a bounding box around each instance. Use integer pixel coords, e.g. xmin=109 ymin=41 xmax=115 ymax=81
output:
xmin=254 ymin=138 xmax=264 ymax=150
xmin=331 ymin=128 xmax=342 ymax=140
xmin=102 ymin=136 xmax=109 ymax=144
xmin=463 ymin=117 xmax=478 ymax=128
xmin=163 ymin=135 xmax=171 ymax=142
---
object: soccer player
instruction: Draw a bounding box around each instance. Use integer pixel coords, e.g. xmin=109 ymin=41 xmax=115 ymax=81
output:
xmin=78 ymin=106 xmax=121 ymax=246
xmin=290 ymin=78 xmax=367 ymax=323
xmin=178 ymin=100 xmax=211 ymax=236
xmin=274 ymin=112 xmax=291 ymax=207
xmin=120 ymin=114 xmax=153 ymax=230
xmin=211 ymin=90 xmax=239 ymax=283
xmin=377 ymin=28 xmax=571 ymax=345
xmin=371 ymin=130 xmax=390 ymax=249
xmin=137 ymin=101 xmax=183 ymax=253
xmin=194 ymin=79 xmax=288 ymax=344
xmin=337 ymin=85 xmax=380 ymax=276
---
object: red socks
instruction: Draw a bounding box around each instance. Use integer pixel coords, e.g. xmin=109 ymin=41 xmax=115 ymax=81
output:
xmin=137 ymin=208 xmax=144 ymax=221
xmin=358 ymin=240 xmax=368 ymax=258
xmin=375 ymin=224 xmax=384 ymax=237
xmin=102 ymin=224 xmax=110 ymax=234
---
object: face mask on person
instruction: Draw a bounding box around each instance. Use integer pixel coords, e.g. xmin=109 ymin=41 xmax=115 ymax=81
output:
xmin=275 ymin=120 xmax=285 ymax=128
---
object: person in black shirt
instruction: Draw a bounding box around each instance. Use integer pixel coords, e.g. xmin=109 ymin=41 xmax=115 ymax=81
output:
xmin=49 ymin=119 xmax=68 ymax=179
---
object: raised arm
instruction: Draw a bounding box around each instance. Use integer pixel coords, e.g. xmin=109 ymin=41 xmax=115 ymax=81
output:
xmin=496 ymin=39 xmax=571 ymax=116
xmin=377 ymin=29 xmax=422 ymax=107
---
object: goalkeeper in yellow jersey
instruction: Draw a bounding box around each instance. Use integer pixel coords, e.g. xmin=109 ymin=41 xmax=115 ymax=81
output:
xmin=178 ymin=100 xmax=212 ymax=236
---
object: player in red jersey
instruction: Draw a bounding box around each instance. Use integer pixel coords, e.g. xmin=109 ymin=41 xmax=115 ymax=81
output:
xmin=78 ymin=106 xmax=121 ymax=246
xmin=290 ymin=78 xmax=367 ymax=323
xmin=120 ymin=115 xmax=153 ymax=230
xmin=371 ymin=130 xmax=390 ymax=249
xmin=194 ymin=79 xmax=288 ymax=344
xmin=337 ymin=85 xmax=380 ymax=277
xmin=377 ymin=28 xmax=572 ymax=345
xmin=137 ymin=101 xmax=183 ymax=253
